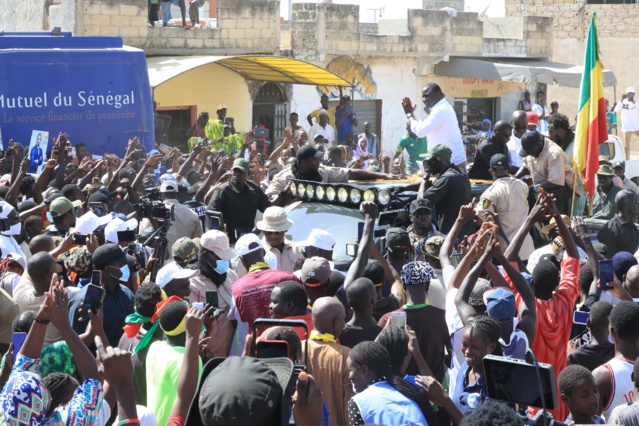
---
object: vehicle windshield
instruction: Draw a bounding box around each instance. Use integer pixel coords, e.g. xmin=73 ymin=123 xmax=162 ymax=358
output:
xmin=285 ymin=202 xmax=362 ymax=266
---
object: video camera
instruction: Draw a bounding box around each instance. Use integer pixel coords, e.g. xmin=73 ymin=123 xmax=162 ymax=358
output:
xmin=483 ymin=354 xmax=568 ymax=426
xmin=134 ymin=188 xmax=174 ymax=222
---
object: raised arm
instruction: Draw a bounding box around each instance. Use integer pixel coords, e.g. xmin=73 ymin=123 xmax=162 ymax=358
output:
xmin=440 ymin=200 xmax=475 ymax=270
xmin=371 ymin=243 xmax=405 ymax=306
xmin=344 ymin=202 xmax=379 ymax=289
xmin=504 ymin=192 xmax=550 ymax=262
xmin=545 ymin=191 xmax=579 ymax=259
xmin=6 ymin=151 xmax=30 ymax=207
xmin=170 ymin=307 xmax=204 ymax=420
xmin=455 ymin=229 xmax=491 ymax=326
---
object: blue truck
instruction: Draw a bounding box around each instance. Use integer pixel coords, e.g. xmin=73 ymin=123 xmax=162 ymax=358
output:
xmin=0 ymin=32 xmax=154 ymax=157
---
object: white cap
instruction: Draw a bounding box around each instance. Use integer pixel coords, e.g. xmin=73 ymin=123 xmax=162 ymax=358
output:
xmin=235 ymin=233 xmax=263 ymax=257
xmin=74 ymin=211 xmax=101 ymax=234
xmin=156 ymin=261 xmax=200 ymax=288
xmin=0 ymin=174 xmax=11 ymax=184
xmin=6 ymin=253 xmax=26 ymax=270
xmin=627 ymin=87 xmax=636 ymax=94
xmin=105 ymin=217 xmax=139 ymax=243
xmin=201 ymin=230 xmax=237 ymax=260
xmin=160 ymin=180 xmax=178 ymax=193
xmin=299 ymin=229 xmax=336 ymax=251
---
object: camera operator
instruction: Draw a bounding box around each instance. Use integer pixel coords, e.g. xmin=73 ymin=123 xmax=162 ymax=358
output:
xmin=160 ymin=180 xmax=202 ymax=256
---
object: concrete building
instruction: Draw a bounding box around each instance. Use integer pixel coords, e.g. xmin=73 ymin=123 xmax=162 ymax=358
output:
xmin=1 ymin=0 xmax=556 ymax=155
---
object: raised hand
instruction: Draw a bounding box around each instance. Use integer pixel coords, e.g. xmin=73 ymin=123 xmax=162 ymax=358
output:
xmin=360 ymin=201 xmax=379 ymax=220
xmin=401 ymin=97 xmax=416 ymax=115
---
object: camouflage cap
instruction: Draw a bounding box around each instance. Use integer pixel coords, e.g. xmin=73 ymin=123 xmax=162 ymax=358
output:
xmin=423 ymin=235 xmax=445 ymax=258
xmin=64 ymin=247 xmax=92 ymax=275
xmin=172 ymin=237 xmax=198 ymax=263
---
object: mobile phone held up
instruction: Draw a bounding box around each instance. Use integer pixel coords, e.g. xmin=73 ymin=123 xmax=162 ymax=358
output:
xmin=81 ymin=284 xmax=105 ymax=320
xmin=205 ymin=290 xmax=218 ymax=308
xmin=12 ymin=332 xmax=27 ymax=364
xmin=573 ymin=311 xmax=590 ymax=325
xmin=599 ymin=259 xmax=614 ymax=291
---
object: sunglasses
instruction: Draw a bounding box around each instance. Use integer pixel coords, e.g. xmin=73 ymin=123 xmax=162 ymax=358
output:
xmin=263 ymin=231 xmax=285 ymax=235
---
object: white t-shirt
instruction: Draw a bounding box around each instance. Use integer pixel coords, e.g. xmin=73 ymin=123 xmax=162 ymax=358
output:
xmin=507 ymin=134 xmax=524 ymax=168
xmin=614 ymin=99 xmax=639 ymax=132
xmin=532 ymin=103 xmax=549 ymax=134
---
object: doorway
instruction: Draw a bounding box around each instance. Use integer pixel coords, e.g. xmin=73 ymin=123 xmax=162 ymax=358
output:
xmin=252 ymin=82 xmax=287 ymax=148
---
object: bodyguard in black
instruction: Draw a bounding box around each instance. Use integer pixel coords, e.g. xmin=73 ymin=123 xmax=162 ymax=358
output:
xmin=468 ymin=121 xmax=513 ymax=181
xmin=419 ymin=144 xmax=473 ymax=238
xmin=598 ymin=189 xmax=639 ymax=257
xmin=209 ymin=158 xmax=270 ymax=243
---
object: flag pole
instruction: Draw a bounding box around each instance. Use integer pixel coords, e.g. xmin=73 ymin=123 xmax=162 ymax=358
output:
xmin=570 ymin=172 xmax=577 ymax=217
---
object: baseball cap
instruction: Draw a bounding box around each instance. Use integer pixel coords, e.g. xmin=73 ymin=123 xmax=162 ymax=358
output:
xmin=386 ymin=227 xmax=411 ymax=251
xmin=301 ymin=256 xmax=331 ymax=286
xmin=49 ymin=197 xmax=82 ymax=218
xmin=627 ymin=87 xmax=636 ymax=94
xmin=419 ymin=144 xmax=452 ymax=159
xmin=92 ymin=243 xmax=127 ymax=271
xmin=409 ymin=199 xmax=432 ymax=215
xmin=217 ymin=104 xmax=227 ymax=111
xmin=235 ymin=233 xmax=264 ymax=257
xmin=172 ymin=237 xmax=199 ymax=263
xmin=363 ymin=260 xmax=385 ymax=287
xmin=483 ymin=287 xmax=517 ymax=322
xmin=615 ymin=189 xmax=639 ymax=206
xmin=490 ymin=153 xmax=510 ymax=170
xmin=296 ymin=145 xmax=323 ymax=161
xmin=519 ymin=131 xmax=542 ymax=157
xmin=612 ymin=251 xmax=637 ymax=280
xmin=423 ymin=235 xmax=445 ymax=259
xmin=160 ymin=181 xmax=178 ymax=193
xmin=63 ymin=247 xmax=92 ymax=275
xmin=468 ymin=278 xmax=492 ymax=307
xmin=597 ymin=164 xmax=613 ymax=176
xmin=104 ymin=217 xmax=138 ymax=244
xmin=298 ymin=229 xmax=336 ymax=251
xmin=201 ymin=230 xmax=237 ymax=260
xmin=400 ymin=261 xmax=436 ymax=285
xmin=156 ymin=261 xmax=200 ymax=288
xmin=613 ymin=160 xmax=625 ymax=170
xmin=159 ymin=173 xmax=177 ymax=184
xmin=186 ymin=356 xmax=295 ymax=426
xmin=526 ymin=111 xmax=539 ymax=126
xmin=232 ymin=158 xmax=249 ymax=173
xmin=313 ymin=134 xmax=325 ymax=142
xmin=74 ymin=211 xmax=101 ymax=234
xmin=540 ymin=215 xmax=571 ymax=235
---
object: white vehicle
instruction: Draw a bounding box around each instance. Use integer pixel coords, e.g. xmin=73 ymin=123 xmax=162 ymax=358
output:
xmin=599 ymin=134 xmax=639 ymax=184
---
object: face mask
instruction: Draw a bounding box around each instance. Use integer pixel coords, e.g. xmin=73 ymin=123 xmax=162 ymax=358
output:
xmin=3 ymin=222 xmax=21 ymax=236
xmin=46 ymin=212 xmax=53 ymax=222
xmin=115 ymin=264 xmax=130 ymax=283
xmin=214 ymin=260 xmax=229 ymax=275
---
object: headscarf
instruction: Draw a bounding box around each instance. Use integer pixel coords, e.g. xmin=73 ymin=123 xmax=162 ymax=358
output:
xmin=123 ymin=295 xmax=182 ymax=354
xmin=0 ymin=371 xmax=51 ymax=424
xmin=480 ymin=118 xmax=493 ymax=137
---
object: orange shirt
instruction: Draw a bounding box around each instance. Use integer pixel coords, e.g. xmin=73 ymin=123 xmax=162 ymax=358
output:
xmin=506 ymin=257 xmax=580 ymax=421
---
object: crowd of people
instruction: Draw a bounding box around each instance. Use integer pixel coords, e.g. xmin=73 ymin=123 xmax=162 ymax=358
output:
xmin=1 ymin=81 xmax=639 ymax=426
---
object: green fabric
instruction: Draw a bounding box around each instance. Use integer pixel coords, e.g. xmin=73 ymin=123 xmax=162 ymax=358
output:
xmin=1 ymin=341 xmax=76 ymax=377
xmin=591 ymin=184 xmax=622 ymax=220
xmin=398 ymin=135 xmax=428 ymax=170
xmin=606 ymin=111 xmax=617 ymax=133
xmin=135 ymin=320 xmax=160 ymax=354
xmin=222 ymin=133 xmax=243 ymax=156
xmin=204 ymin=119 xmax=224 ymax=142
xmin=404 ymin=303 xmax=429 ymax=310
xmin=125 ymin=312 xmax=150 ymax=325
xmin=146 ymin=341 xmax=202 ymax=426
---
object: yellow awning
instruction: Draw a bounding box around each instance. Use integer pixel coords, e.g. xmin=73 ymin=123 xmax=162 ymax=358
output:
xmin=146 ymin=55 xmax=352 ymax=88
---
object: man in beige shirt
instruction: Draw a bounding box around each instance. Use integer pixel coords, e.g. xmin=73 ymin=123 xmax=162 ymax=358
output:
xmin=516 ymin=130 xmax=577 ymax=215
xmin=306 ymin=297 xmax=353 ymax=426
xmin=0 ymin=287 xmax=19 ymax=352
xmin=475 ymin=153 xmax=535 ymax=260
xmin=160 ymin=180 xmax=203 ymax=257
xmin=13 ymin=252 xmax=79 ymax=346
xmin=188 ymin=230 xmax=238 ymax=357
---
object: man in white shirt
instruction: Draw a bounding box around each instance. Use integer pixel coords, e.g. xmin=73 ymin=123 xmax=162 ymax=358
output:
xmin=507 ymin=110 xmax=527 ymax=171
xmin=308 ymin=109 xmax=334 ymax=147
xmin=402 ymin=83 xmax=467 ymax=167
xmin=614 ymin=87 xmax=639 ymax=160
xmin=613 ymin=160 xmax=639 ymax=193
xmin=532 ymin=91 xmax=549 ymax=134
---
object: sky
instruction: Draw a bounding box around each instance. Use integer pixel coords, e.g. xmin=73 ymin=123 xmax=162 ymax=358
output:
xmin=280 ymin=0 xmax=505 ymax=21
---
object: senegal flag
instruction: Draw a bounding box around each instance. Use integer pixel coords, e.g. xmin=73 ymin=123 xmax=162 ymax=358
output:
xmin=573 ymin=14 xmax=608 ymax=196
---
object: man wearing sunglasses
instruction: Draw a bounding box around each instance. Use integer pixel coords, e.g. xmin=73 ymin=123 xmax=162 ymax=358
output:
xmin=598 ymin=189 xmax=639 ymax=257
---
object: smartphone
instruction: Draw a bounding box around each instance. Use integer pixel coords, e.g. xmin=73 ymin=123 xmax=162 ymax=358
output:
xmin=207 ymin=210 xmax=223 ymax=231
xmin=573 ymin=311 xmax=590 ymax=325
xmin=117 ymin=230 xmax=136 ymax=243
xmin=254 ymin=127 xmax=270 ymax=139
xmin=599 ymin=259 xmax=614 ymax=291
xmin=83 ymin=284 xmax=105 ymax=316
xmin=256 ymin=340 xmax=289 ymax=359
xmin=357 ymin=221 xmax=364 ymax=242
xmin=12 ymin=332 xmax=27 ymax=364
xmin=91 ymin=270 xmax=101 ymax=286
xmin=205 ymin=291 xmax=219 ymax=308
xmin=72 ymin=234 xmax=87 ymax=245
xmin=390 ymin=311 xmax=406 ymax=328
